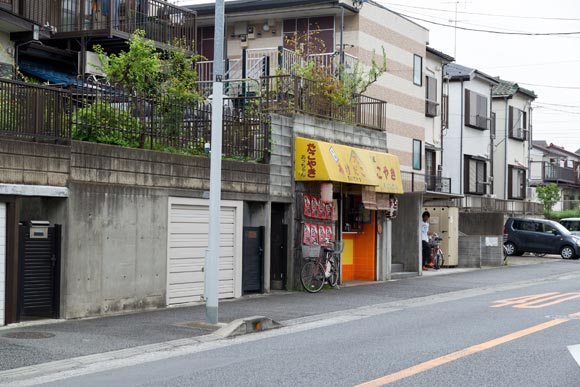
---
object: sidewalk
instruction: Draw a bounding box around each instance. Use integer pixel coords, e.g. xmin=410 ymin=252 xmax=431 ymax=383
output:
xmin=0 ymin=258 xmax=576 ymax=373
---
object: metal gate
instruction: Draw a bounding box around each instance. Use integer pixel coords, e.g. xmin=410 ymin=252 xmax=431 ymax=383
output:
xmin=242 ymin=226 xmax=264 ymax=293
xmin=18 ymin=221 xmax=61 ymax=320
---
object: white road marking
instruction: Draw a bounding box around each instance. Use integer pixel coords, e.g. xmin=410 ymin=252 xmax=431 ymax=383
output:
xmin=568 ymin=344 xmax=580 ymax=368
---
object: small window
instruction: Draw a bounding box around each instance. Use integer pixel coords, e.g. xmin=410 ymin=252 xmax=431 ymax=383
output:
xmin=508 ymin=106 xmax=527 ymax=140
xmin=425 ymin=76 xmax=438 ymax=117
xmin=413 ymin=55 xmax=422 ymax=86
xmin=413 ymin=139 xmax=422 ymax=170
xmin=464 ymin=89 xmax=489 ymax=130
xmin=464 ymin=156 xmax=487 ymax=195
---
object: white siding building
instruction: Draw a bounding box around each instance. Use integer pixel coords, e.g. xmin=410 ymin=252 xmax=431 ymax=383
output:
xmin=492 ymin=80 xmax=537 ymax=201
xmin=442 ymin=63 xmax=499 ymax=196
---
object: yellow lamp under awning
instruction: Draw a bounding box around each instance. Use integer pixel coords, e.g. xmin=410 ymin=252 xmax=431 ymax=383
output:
xmin=294 ymin=137 xmax=404 ymax=194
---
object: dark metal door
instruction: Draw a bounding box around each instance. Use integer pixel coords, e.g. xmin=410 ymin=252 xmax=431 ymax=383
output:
xmin=270 ymin=204 xmax=287 ymax=290
xmin=242 ymin=226 xmax=264 ymax=293
xmin=18 ymin=223 xmax=61 ymax=320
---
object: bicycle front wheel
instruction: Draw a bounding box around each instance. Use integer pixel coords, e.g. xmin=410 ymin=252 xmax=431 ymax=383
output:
xmin=301 ymin=261 xmax=325 ymax=293
xmin=435 ymin=251 xmax=444 ymax=269
xmin=328 ymin=261 xmax=339 ymax=287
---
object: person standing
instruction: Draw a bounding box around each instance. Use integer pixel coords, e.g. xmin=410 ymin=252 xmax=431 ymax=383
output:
xmin=421 ymin=211 xmax=433 ymax=271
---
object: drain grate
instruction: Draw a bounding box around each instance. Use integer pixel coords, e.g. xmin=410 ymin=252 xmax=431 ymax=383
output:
xmin=3 ymin=331 xmax=55 ymax=340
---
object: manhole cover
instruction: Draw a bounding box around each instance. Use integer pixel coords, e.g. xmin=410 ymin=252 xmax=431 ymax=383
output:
xmin=3 ymin=331 xmax=55 ymax=340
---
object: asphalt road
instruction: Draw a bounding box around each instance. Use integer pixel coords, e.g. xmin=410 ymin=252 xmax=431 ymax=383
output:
xmin=36 ymin=264 xmax=580 ymax=387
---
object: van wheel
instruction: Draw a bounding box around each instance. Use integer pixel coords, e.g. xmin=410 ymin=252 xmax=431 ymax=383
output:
xmin=560 ymin=246 xmax=575 ymax=260
xmin=504 ymin=242 xmax=518 ymax=256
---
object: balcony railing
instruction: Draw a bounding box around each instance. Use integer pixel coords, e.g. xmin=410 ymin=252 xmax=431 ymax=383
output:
xmin=451 ymin=196 xmax=544 ymax=215
xmin=261 ymin=75 xmax=387 ymax=131
xmin=425 ymin=175 xmax=451 ymax=193
xmin=509 ymin=127 xmax=527 ymax=141
xmin=21 ymin=0 xmax=196 ymax=50
xmin=197 ymin=47 xmax=359 ymax=83
xmin=0 ymin=78 xmax=269 ymax=162
xmin=400 ymin=171 xmax=426 ymax=193
xmin=530 ymin=161 xmax=579 ymax=185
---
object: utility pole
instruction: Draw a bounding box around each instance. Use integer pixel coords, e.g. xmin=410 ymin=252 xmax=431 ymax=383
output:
xmin=205 ymin=0 xmax=225 ymax=325
xmin=444 ymin=0 xmax=470 ymax=58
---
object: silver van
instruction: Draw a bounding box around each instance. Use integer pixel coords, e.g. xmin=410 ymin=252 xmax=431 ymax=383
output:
xmin=560 ymin=218 xmax=580 ymax=237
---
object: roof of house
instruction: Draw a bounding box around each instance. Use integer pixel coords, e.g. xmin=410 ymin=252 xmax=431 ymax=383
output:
xmin=533 ymin=141 xmax=580 ymax=160
xmin=189 ymin=0 xmax=429 ymax=31
xmin=492 ymin=79 xmax=537 ymax=99
xmin=444 ymin=63 xmax=498 ymax=85
xmin=426 ymin=46 xmax=454 ymax=63
xmin=189 ymin=0 xmax=347 ymax=16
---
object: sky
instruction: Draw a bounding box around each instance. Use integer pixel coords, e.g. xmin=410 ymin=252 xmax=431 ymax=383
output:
xmin=176 ymin=0 xmax=580 ymax=154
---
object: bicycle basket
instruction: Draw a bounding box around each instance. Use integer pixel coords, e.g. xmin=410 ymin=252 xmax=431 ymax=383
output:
xmin=301 ymin=244 xmax=321 ymax=258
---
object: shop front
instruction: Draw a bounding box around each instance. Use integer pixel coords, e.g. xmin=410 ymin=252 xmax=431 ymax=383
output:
xmin=294 ymin=137 xmax=403 ymax=284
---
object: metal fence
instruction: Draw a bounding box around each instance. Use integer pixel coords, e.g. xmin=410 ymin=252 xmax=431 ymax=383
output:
xmin=0 ymin=78 xmax=71 ymax=142
xmin=0 ymin=78 xmax=270 ymax=162
xmin=22 ymin=0 xmax=196 ymax=50
xmin=261 ymin=75 xmax=387 ymax=131
xmin=451 ymin=196 xmax=544 ymax=215
xmin=425 ymin=175 xmax=451 ymax=194
xmin=400 ymin=171 xmax=426 ymax=193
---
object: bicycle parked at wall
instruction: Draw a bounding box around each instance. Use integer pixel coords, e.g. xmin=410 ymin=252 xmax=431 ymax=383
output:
xmin=429 ymin=235 xmax=444 ymax=269
xmin=300 ymin=239 xmax=342 ymax=293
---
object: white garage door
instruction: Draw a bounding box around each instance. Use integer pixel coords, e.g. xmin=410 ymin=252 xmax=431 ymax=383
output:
xmin=0 ymin=203 xmax=6 ymax=326
xmin=166 ymin=198 xmax=242 ymax=306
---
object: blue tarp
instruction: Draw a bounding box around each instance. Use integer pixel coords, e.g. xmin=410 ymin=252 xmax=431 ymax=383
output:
xmin=18 ymin=62 xmax=84 ymax=88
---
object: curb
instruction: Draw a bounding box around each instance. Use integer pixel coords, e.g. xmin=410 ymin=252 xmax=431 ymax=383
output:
xmin=214 ymin=316 xmax=282 ymax=338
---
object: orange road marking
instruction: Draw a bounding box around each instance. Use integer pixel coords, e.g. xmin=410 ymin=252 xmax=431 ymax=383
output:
xmin=354 ymin=313 xmax=580 ymax=387
xmin=514 ymin=293 xmax=580 ymax=309
xmin=491 ymin=292 xmax=559 ymax=308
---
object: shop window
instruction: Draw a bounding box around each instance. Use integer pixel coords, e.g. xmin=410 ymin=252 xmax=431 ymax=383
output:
xmin=342 ymin=193 xmax=372 ymax=233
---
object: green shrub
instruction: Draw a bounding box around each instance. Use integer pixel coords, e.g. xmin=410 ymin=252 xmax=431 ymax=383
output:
xmin=72 ymin=103 xmax=142 ymax=148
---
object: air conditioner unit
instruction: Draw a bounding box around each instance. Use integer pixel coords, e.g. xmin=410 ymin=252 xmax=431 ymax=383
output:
xmin=79 ymin=51 xmax=106 ymax=76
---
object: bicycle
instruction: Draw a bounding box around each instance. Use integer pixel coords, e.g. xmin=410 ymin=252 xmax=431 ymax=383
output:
xmin=429 ymin=235 xmax=444 ymax=269
xmin=300 ymin=239 xmax=342 ymax=293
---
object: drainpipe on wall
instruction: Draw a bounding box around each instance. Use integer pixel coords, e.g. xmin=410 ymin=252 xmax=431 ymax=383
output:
xmin=489 ymin=86 xmax=494 ymax=195
xmin=504 ymin=97 xmax=509 ymax=200
xmin=460 ymin=79 xmax=464 ymax=195
xmin=527 ymin=105 xmax=533 ymax=199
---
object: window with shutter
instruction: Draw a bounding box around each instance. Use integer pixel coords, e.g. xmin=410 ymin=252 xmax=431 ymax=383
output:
xmin=464 ymin=90 xmax=488 ymax=130
xmin=465 ymin=156 xmax=487 ymax=194
xmin=508 ymin=166 xmax=526 ymax=199
xmin=509 ymin=106 xmax=527 ymax=140
xmin=425 ymin=76 xmax=438 ymax=116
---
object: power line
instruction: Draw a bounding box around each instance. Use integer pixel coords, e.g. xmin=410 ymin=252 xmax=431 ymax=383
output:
xmin=379 ymin=2 xmax=580 ymax=21
xmin=393 ymin=12 xmax=580 ymax=35
xmin=483 ymin=59 xmax=580 ymax=69
xmin=534 ymin=106 xmax=580 ymax=115
xmin=534 ymin=102 xmax=580 ymax=108
xmin=522 ymin=82 xmax=580 ymax=90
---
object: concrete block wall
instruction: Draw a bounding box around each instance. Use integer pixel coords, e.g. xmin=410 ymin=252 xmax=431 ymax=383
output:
xmin=293 ymin=113 xmax=388 ymax=152
xmin=458 ymin=235 xmax=503 ymax=268
xmin=0 ymin=139 xmax=69 ymax=186
xmin=269 ymin=115 xmax=293 ymax=201
xmin=70 ymin=142 xmax=269 ymax=197
xmin=458 ymin=236 xmax=481 ymax=268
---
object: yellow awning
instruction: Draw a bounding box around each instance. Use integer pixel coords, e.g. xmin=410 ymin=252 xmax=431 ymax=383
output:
xmin=367 ymin=151 xmax=404 ymax=194
xmin=294 ymin=137 xmax=404 ymax=194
